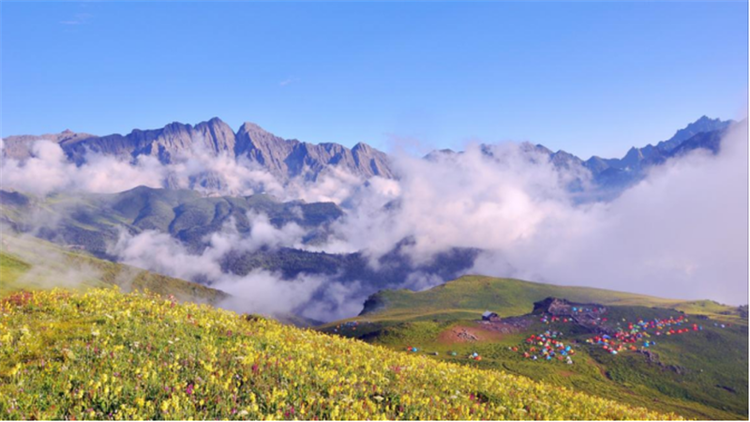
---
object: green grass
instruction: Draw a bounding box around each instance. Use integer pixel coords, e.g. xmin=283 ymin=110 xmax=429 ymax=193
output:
xmin=0 ymin=253 xmax=32 ymax=287
xmin=0 ymin=235 xmax=228 ymax=305
xmin=352 ymin=275 xmax=745 ymax=324
xmin=0 ymin=288 xmax=679 ymax=420
xmin=322 ymin=275 xmax=748 ymax=420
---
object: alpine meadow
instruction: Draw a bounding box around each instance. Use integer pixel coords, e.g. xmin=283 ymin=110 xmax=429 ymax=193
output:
xmin=1 ymin=2 xmax=748 ymax=421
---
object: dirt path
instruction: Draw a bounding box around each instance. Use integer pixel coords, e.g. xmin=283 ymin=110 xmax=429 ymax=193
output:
xmin=437 ymin=323 xmax=509 ymax=344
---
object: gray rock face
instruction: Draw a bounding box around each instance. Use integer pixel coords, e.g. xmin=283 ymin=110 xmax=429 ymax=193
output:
xmin=234 ymin=122 xmax=394 ymax=181
xmin=2 ymin=118 xmax=395 ymax=182
xmin=59 ymin=117 xmax=238 ymax=164
xmin=234 ymin=122 xmax=299 ymax=179
xmin=656 ymin=115 xmax=731 ymax=152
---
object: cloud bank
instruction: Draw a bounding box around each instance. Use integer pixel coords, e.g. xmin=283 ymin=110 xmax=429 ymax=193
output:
xmin=2 ymin=122 xmax=746 ymax=321
xmin=108 ymin=216 xmax=366 ymax=322
xmin=471 ymin=122 xmax=748 ymax=304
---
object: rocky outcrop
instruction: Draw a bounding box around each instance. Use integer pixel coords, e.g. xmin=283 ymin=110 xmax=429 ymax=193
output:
xmin=637 ymin=350 xmax=690 ymax=375
xmin=359 ymin=292 xmax=388 ymax=316
xmin=532 ymin=297 xmax=606 ymax=317
xmin=532 ymin=297 xmax=608 ymax=331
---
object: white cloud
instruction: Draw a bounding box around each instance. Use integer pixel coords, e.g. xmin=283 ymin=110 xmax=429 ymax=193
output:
xmin=279 ymin=77 xmax=300 ymax=87
xmin=471 ymin=122 xmax=749 ymax=304
xmin=317 ymin=124 xmax=748 ymax=305
xmin=107 ymin=213 xmax=363 ymax=321
xmin=1 ymin=140 xmax=164 ymax=195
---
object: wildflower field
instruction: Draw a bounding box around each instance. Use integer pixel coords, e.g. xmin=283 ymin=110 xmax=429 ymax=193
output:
xmin=0 ymin=288 xmax=679 ymax=420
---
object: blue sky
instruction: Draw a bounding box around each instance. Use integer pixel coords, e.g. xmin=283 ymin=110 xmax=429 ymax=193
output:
xmin=1 ymin=1 xmax=747 ymax=159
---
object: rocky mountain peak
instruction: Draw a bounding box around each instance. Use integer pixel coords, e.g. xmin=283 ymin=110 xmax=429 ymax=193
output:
xmin=238 ymin=121 xmax=270 ymax=136
xmin=656 ymin=115 xmax=732 ymax=152
xmin=234 ymin=121 xmax=393 ymax=180
xmin=352 ymin=142 xmax=372 ymax=153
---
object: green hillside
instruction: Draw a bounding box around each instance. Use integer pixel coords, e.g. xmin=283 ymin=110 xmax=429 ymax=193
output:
xmin=0 ymin=187 xmax=343 ymax=257
xmin=0 ymin=287 xmax=677 ymax=420
xmin=0 ymin=235 xmax=227 ymax=305
xmin=322 ymin=276 xmax=748 ymax=420
xmin=356 ymin=275 xmax=746 ymax=324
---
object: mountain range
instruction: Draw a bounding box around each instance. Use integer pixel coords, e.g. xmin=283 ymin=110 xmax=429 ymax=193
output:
xmin=428 ymin=115 xmax=734 ymax=196
xmin=1 ymin=118 xmax=394 ymax=183
xmin=1 ymin=115 xmax=734 ymax=196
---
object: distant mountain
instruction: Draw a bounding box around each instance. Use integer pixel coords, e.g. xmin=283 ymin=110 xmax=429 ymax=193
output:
xmin=434 ymin=116 xmax=736 ymax=198
xmin=0 ymin=186 xmax=344 ymax=258
xmin=1 ymin=129 xmax=97 ymax=161
xmin=1 ymin=117 xmax=395 ymax=183
xmin=583 ymin=115 xmax=732 ymax=171
xmin=427 ymin=115 xmax=732 ymax=175
xmin=655 ymin=115 xmax=732 ymax=152
xmin=670 ymin=129 xmax=726 ymax=156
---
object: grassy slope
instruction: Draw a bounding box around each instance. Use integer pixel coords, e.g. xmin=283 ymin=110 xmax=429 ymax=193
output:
xmin=0 ymin=288 xmax=677 ymax=420
xmin=321 ymin=276 xmax=748 ymax=420
xmin=1 ymin=187 xmax=343 ymax=257
xmin=0 ymin=235 xmax=227 ymax=305
xmin=353 ymin=275 xmax=745 ymax=324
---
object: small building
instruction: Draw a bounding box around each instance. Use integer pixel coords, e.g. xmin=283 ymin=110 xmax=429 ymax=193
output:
xmin=482 ymin=311 xmax=500 ymax=322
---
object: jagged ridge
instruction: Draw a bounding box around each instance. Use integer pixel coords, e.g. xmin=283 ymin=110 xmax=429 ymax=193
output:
xmin=2 ymin=117 xmax=395 ymax=182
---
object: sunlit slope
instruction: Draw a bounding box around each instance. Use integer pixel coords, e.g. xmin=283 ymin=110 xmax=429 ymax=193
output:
xmin=323 ymin=275 xmax=747 ymax=419
xmin=357 ymin=275 xmax=744 ymax=323
xmin=336 ymin=307 xmax=747 ymax=419
xmin=0 ymin=235 xmax=227 ymax=305
xmin=0 ymin=288 xmax=678 ymax=420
